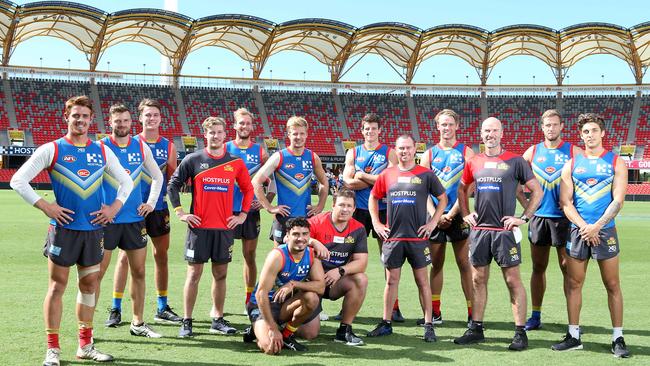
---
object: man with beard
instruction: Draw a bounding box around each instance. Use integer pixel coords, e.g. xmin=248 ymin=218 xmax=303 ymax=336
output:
xmin=552 ymin=113 xmax=629 ymax=357
xmin=97 ymin=104 xmax=164 ymax=338
xmin=517 ymin=110 xmax=582 ymax=331
xmin=453 ymin=117 xmax=542 ymax=351
xmin=246 ymin=217 xmax=325 ymax=354
xmin=11 ymin=96 xmax=133 ymax=365
xmin=367 ymin=134 xmax=447 ymax=342
xmin=168 ymin=117 xmax=254 ymax=337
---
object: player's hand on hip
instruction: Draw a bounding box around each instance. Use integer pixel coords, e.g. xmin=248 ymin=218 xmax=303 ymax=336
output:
xmin=463 ymin=212 xmax=478 ymax=227
xmin=250 ymin=200 xmax=262 ymax=210
xmin=307 ymin=204 xmax=323 ymax=217
xmin=372 ymin=222 xmax=390 ymax=240
xmin=41 ymin=201 xmax=75 ymax=225
xmin=180 ymin=214 xmax=201 ymax=228
xmin=137 ymin=203 xmax=154 ymax=217
xmin=501 ymin=216 xmax=524 ymax=231
xmin=90 ymin=204 xmax=118 ymax=225
xmin=418 ymin=221 xmax=436 ymax=239
xmin=437 ymin=214 xmax=452 ymax=229
xmin=268 ymin=205 xmax=290 ymax=217
xmin=226 ymin=212 xmax=247 ymax=229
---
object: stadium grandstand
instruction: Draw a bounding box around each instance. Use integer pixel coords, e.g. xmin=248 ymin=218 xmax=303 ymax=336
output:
xmin=0 ymin=0 xmax=649 ymax=198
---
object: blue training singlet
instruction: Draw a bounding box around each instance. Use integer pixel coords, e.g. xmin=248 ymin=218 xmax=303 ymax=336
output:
xmin=531 ymin=141 xmax=573 ymax=218
xmin=134 ymin=134 xmax=170 ymax=211
xmin=48 ymin=137 xmax=106 ymax=231
xmin=353 ymin=144 xmax=390 ymax=210
xmin=101 ymin=136 xmax=145 ymax=223
xmin=274 ymin=148 xmax=314 ymax=217
xmin=426 ymin=142 xmax=466 ymax=213
xmin=571 ymin=151 xmax=618 ymax=229
xmin=249 ymin=245 xmax=314 ymax=305
xmin=226 ymin=140 xmax=263 ymax=212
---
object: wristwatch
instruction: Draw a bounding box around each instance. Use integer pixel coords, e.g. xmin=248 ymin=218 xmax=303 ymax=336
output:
xmin=338 ymin=267 xmax=346 ymax=276
xmin=519 ymin=214 xmax=530 ymax=223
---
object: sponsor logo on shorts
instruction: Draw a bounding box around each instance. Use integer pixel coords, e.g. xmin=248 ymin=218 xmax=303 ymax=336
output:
xmin=509 ymin=247 xmax=518 ymax=255
xmin=566 ymin=241 xmax=572 ymax=250
xmin=586 ymin=178 xmax=598 ymax=186
xmin=608 ymin=245 xmax=617 ymax=252
xmin=511 ymin=254 xmax=520 ymax=261
xmin=186 ymin=249 xmax=195 ymax=258
xmin=63 ymin=155 xmax=76 ymax=163
xmin=77 ymin=169 xmax=90 ymax=177
xmin=545 ymin=166 xmax=556 ymax=174
xmin=49 ymin=245 xmax=62 ymax=256
xmin=607 ymin=237 xmax=617 ymax=245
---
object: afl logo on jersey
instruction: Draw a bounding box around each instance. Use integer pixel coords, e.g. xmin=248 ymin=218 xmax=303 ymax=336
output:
xmin=433 ymin=157 xmax=443 ymax=163
xmin=77 ymin=169 xmax=90 ymax=177
xmin=442 ymin=166 xmax=451 ymax=173
xmin=295 ymin=173 xmax=305 ymax=180
xmin=586 ymin=178 xmax=598 ymax=186
xmin=536 ymin=157 xmax=546 ymax=163
xmin=63 ymin=155 xmax=76 ymax=163
xmin=285 ymin=163 xmax=295 ymax=169
xmin=356 ymin=156 xmax=365 ymax=162
xmin=545 ymin=166 xmax=556 ymax=174
xmin=575 ymin=167 xmax=587 ymax=174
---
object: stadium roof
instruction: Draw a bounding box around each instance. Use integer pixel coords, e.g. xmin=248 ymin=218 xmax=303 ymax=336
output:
xmin=0 ymin=0 xmax=649 ymax=84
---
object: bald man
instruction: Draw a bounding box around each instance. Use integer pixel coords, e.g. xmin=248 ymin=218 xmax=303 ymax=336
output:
xmin=453 ymin=118 xmax=543 ymax=351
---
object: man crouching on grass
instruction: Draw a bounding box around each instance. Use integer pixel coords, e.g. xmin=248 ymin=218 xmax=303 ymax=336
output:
xmin=245 ymin=217 xmax=325 ymax=354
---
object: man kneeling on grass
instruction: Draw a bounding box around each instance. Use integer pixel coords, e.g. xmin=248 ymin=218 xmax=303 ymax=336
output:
xmin=244 ymin=217 xmax=325 ymax=354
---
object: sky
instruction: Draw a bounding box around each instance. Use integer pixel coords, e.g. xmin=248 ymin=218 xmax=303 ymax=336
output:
xmin=7 ymin=0 xmax=650 ymax=85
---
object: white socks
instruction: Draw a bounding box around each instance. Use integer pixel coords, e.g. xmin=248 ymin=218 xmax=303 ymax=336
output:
xmin=568 ymin=324 xmax=580 ymax=339
xmin=612 ymin=327 xmax=623 ymax=341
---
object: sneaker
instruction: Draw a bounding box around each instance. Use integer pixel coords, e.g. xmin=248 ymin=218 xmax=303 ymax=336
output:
xmin=282 ymin=334 xmax=307 ymax=351
xmin=155 ymin=305 xmax=182 ymax=324
xmin=105 ymin=308 xmax=121 ymax=328
xmin=367 ymin=320 xmax=393 ymax=337
xmin=43 ymin=347 xmax=60 ymax=366
xmin=551 ymin=332 xmax=583 ymax=351
xmin=611 ymin=336 xmax=630 ymax=358
xmin=75 ymin=344 xmax=114 ymax=362
xmin=524 ymin=316 xmax=542 ymax=331
xmin=391 ymin=308 xmax=405 ymax=323
xmin=508 ymin=330 xmax=528 ymax=351
xmin=242 ymin=325 xmax=256 ymax=343
xmin=210 ymin=317 xmax=237 ymax=335
xmin=130 ymin=322 xmax=163 ymax=338
xmin=333 ymin=310 xmax=343 ymax=321
xmin=178 ymin=318 xmax=194 ymax=338
xmin=335 ymin=326 xmax=364 ymax=346
xmin=416 ymin=313 xmax=443 ymax=326
xmin=453 ymin=325 xmax=485 ymax=345
xmin=319 ymin=312 xmax=329 ymax=321
xmin=423 ymin=323 xmax=437 ymax=342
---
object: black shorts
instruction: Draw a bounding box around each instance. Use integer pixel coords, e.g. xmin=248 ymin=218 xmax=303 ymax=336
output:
xmin=567 ymin=226 xmax=620 ymax=261
xmin=528 ymin=216 xmax=571 ymax=247
xmin=184 ymin=228 xmax=234 ymax=264
xmin=353 ymin=209 xmax=387 ymax=238
xmin=429 ymin=214 xmax=471 ymax=243
xmin=43 ymin=225 xmax=104 ymax=267
xmin=270 ymin=215 xmax=290 ymax=245
xmin=247 ymin=301 xmax=281 ymax=323
xmin=103 ymin=221 xmax=148 ymax=251
xmin=381 ymin=240 xmax=431 ymax=269
xmin=469 ymin=229 xmax=522 ymax=268
xmin=233 ymin=211 xmax=261 ymax=240
xmin=145 ymin=208 xmax=170 ymax=238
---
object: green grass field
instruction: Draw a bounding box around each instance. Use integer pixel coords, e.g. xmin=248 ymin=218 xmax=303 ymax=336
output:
xmin=1 ymin=190 xmax=649 ymax=365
